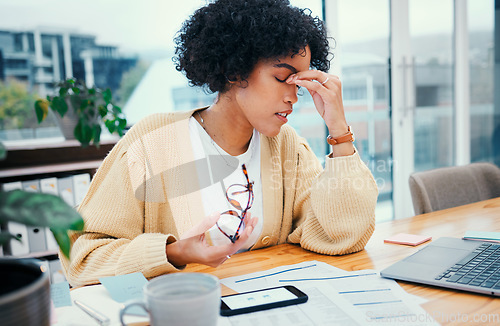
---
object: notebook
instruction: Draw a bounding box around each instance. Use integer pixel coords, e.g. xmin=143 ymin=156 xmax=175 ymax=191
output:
xmin=380 ymin=237 xmax=500 ymax=296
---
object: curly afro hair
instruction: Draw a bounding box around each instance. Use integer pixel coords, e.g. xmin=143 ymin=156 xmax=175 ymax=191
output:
xmin=173 ymin=0 xmax=331 ymax=94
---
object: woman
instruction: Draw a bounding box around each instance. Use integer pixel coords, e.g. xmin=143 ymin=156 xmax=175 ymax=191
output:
xmin=62 ymin=0 xmax=378 ymax=287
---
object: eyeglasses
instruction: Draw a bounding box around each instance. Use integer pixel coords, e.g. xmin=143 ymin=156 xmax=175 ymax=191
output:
xmin=216 ymin=164 xmax=254 ymax=243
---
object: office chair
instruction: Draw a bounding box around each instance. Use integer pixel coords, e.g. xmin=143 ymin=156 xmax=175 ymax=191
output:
xmin=409 ymin=162 xmax=500 ymax=215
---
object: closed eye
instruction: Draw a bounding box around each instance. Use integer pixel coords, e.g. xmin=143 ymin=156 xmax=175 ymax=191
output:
xmin=275 ymin=77 xmax=301 ymax=90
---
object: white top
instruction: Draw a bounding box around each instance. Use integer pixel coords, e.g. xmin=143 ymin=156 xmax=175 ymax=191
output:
xmin=188 ymin=116 xmax=263 ymax=250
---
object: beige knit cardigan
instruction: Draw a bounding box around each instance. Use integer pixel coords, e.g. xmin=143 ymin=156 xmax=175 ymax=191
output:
xmin=61 ymin=108 xmax=378 ymax=287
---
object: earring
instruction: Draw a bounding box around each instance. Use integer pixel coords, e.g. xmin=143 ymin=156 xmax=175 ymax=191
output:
xmin=225 ymin=75 xmax=237 ymax=83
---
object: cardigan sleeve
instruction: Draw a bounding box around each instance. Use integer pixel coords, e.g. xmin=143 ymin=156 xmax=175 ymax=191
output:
xmin=287 ymin=139 xmax=378 ymax=255
xmin=60 ymin=139 xmax=183 ymax=287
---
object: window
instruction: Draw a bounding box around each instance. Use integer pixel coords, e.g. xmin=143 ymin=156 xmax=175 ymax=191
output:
xmin=468 ymin=0 xmax=496 ymax=164
xmin=332 ymin=0 xmax=392 ymax=221
xmin=330 ymin=0 xmax=498 ymax=219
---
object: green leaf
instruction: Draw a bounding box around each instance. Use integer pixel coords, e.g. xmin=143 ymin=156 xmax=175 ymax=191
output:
xmin=51 ymin=228 xmax=72 ymax=258
xmin=102 ymin=88 xmax=112 ymax=104
xmin=74 ymin=120 xmax=85 ymax=146
xmin=93 ymin=125 xmax=101 ymax=147
xmin=118 ymin=118 xmax=127 ymax=129
xmin=71 ymin=87 xmax=80 ymax=95
xmin=74 ymin=120 xmax=92 ymax=147
xmin=0 ymin=190 xmax=84 ymax=230
xmin=0 ymin=190 xmax=84 ymax=257
xmin=0 ymin=141 xmax=7 ymax=161
xmin=34 ymin=99 xmax=49 ymax=123
xmin=83 ymin=125 xmax=93 ymax=143
xmin=59 ymin=87 xmax=69 ymax=97
xmin=105 ymin=119 xmax=116 ymax=133
xmin=98 ymin=105 xmax=107 ymax=118
xmin=51 ymin=96 xmax=68 ymax=117
xmin=113 ymin=105 xmax=122 ymax=114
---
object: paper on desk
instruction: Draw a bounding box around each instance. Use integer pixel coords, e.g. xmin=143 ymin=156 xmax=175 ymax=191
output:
xmin=222 ymin=260 xmax=342 ymax=293
xmin=221 ymin=261 xmax=438 ymax=326
xmin=310 ymin=270 xmax=437 ymax=325
xmin=54 ymin=273 xmax=150 ymax=325
xmin=50 ymin=281 xmax=72 ymax=308
xmin=219 ymin=261 xmax=363 ymax=325
xmin=463 ymin=231 xmax=500 ymax=243
xmin=99 ymin=272 xmax=148 ymax=303
xmin=53 ymin=284 xmax=149 ymax=326
xmin=99 ymin=272 xmax=148 ymax=316
xmin=218 ymin=285 xmax=361 ymax=326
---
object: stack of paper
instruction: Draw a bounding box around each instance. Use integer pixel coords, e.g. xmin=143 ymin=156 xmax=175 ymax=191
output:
xmin=220 ymin=261 xmax=438 ymax=326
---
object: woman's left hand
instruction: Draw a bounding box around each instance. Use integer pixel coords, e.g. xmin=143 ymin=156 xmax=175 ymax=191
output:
xmin=286 ymin=70 xmax=348 ymax=136
xmin=166 ymin=212 xmax=258 ymax=268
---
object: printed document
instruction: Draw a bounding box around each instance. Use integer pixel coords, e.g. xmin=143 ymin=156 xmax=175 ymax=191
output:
xmin=218 ymin=261 xmax=438 ymax=326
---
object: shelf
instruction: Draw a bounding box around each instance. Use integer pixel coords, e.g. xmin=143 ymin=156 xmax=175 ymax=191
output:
xmin=3 ymin=137 xmax=119 ymax=151
xmin=0 ymin=160 xmax=103 ymax=179
xmin=18 ymin=250 xmax=59 ymax=259
xmin=0 ymin=138 xmax=116 ymax=182
xmin=0 ymin=138 xmax=118 ymax=260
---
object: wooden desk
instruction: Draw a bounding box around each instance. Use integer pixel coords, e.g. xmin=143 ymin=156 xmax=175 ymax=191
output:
xmin=185 ymin=197 xmax=500 ymax=325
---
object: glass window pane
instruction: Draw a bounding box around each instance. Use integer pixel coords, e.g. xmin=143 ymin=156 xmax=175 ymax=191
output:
xmin=409 ymin=0 xmax=455 ymax=172
xmin=287 ymin=0 xmax=327 ymax=162
xmin=468 ymin=0 xmax=497 ymax=164
xmin=337 ymin=0 xmax=392 ymax=222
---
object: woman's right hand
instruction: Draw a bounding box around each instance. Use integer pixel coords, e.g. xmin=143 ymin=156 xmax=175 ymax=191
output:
xmin=165 ymin=212 xmax=258 ymax=268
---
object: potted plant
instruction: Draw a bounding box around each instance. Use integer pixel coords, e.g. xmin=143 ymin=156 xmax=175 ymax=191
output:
xmin=34 ymin=78 xmax=127 ymax=147
xmin=0 ymin=144 xmax=85 ymax=326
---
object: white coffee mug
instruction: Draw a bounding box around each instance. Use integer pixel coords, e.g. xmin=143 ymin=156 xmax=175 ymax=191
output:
xmin=119 ymin=273 xmax=221 ymax=326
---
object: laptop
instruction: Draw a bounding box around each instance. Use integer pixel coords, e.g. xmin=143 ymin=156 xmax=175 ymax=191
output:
xmin=380 ymin=237 xmax=500 ymax=296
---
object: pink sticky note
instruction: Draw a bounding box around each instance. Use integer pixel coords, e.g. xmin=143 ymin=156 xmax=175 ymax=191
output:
xmin=384 ymin=233 xmax=432 ymax=246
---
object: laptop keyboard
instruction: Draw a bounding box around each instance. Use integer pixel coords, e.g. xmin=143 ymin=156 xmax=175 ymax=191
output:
xmin=434 ymin=242 xmax=500 ymax=289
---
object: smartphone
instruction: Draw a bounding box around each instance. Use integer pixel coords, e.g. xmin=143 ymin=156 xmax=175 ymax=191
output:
xmin=220 ymin=285 xmax=308 ymax=316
